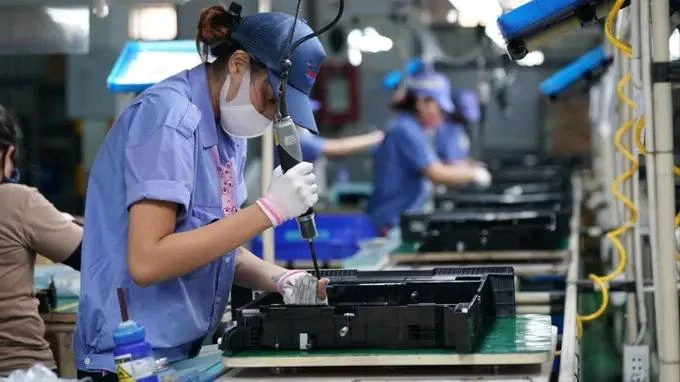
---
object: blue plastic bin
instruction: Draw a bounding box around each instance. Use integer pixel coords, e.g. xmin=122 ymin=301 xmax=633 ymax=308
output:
xmin=250 ymin=213 xmax=376 ymax=262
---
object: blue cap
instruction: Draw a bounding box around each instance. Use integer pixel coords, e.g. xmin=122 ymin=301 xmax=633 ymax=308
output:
xmin=382 ymin=70 xmax=403 ymax=90
xmin=231 ymin=12 xmax=326 ymax=134
xmin=113 ymin=320 xmax=146 ymax=346
xmin=404 ymin=58 xmax=425 ymax=76
xmin=404 ymin=71 xmax=454 ymax=113
xmin=453 ymin=89 xmax=481 ymax=123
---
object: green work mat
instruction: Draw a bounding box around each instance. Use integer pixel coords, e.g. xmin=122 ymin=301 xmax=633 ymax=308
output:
xmin=229 ymin=314 xmax=553 ymax=358
xmin=391 ymin=240 xmax=569 ymax=255
xmin=54 ymin=296 xmax=79 ymax=313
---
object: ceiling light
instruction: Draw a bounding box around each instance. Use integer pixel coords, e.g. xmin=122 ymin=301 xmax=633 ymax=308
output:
xmin=448 ymin=0 xmax=502 ymax=27
xmin=129 ymin=4 xmax=178 ymax=41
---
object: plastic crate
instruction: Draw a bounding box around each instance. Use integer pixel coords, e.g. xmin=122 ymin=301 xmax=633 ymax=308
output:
xmin=250 ymin=213 xmax=376 ymax=262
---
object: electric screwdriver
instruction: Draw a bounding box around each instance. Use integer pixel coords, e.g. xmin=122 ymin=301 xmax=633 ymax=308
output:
xmin=274 ymin=106 xmax=321 ymax=279
xmin=270 ymin=0 xmax=344 ymax=280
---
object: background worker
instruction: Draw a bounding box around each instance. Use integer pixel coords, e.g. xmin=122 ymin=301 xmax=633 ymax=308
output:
xmin=75 ymin=7 xmax=329 ymax=380
xmin=436 ymin=89 xmax=481 ymax=164
xmin=366 ymin=70 xmax=491 ymax=234
xmin=0 ymin=104 xmax=82 ymax=376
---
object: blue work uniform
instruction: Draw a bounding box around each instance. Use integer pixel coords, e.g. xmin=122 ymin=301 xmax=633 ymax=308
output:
xmin=436 ymin=122 xmax=471 ymax=163
xmin=366 ymin=113 xmax=438 ymax=230
xmin=75 ymin=64 xmax=247 ymax=372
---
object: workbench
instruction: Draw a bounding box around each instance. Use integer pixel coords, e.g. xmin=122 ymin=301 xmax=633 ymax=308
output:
xmin=219 ymin=315 xmax=558 ymax=381
xmin=338 ymin=175 xmax=583 ymax=381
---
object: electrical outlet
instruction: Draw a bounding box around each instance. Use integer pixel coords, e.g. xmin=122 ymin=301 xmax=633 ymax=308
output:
xmin=623 ymin=345 xmax=650 ymax=382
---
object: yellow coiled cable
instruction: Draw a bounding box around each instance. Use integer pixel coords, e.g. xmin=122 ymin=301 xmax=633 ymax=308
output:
xmin=576 ymin=0 xmax=636 ymax=336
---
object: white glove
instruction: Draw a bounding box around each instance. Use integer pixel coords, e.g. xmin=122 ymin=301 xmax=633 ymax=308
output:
xmin=276 ymin=270 xmax=329 ymax=305
xmin=256 ymin=162 xmax=319 ymax=226
xmin=472 ymin=166 xmax=492 ymax=188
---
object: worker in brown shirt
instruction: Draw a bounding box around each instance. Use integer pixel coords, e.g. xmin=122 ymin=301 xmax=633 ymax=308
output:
xmin=0 ymin=104 xmax=82 ymax=376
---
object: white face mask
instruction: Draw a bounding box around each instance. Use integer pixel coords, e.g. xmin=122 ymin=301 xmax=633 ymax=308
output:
xmin=219 ymin=69 xmax=273 ymax=139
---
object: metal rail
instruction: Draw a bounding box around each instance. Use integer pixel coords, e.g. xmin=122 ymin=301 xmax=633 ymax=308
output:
xmin=559 ymin=174 xmax=583 ymax=382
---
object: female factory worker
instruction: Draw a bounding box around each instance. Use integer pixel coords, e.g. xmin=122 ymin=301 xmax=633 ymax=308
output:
xmin=0 ymin=104 xmax=82 ymax=376
xmin=436 ymin=89 xmax=480 ymax=164
xmin=366 ymin=71 xmax=491 ymax=233
xmin=75 ymin=6 xmax=329 ymax=379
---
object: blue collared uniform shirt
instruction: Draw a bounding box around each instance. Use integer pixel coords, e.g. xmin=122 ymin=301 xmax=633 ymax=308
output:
xmin=365 ymin=113 xmax=438 ymax=230
xmin=436 ymin=122 xmax=470 ymax=163
xmin=74 ymin=64 xmax=247 ymax=372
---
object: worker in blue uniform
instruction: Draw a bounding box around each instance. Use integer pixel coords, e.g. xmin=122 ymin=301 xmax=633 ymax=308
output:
xmin=75 ymin=7 xmax=329 ymax=380
xmin=436 ymin=89 xmax=480 ymax=163
xmin=366 ymin=71 xmax=491 ymax=234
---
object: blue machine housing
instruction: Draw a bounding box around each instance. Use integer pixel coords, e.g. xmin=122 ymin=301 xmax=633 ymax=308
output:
xmin=539 ymin=45 xmax=611 ymax=98
xmin=107 ymin=40 xmax=201 ymax=93
xmin=498 ymin=0 xmax=605 ymax=40
xmin=497 ymin=0 xmax=613 ymax=60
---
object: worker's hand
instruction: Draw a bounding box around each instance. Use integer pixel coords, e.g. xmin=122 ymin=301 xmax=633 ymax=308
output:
xmin=256 ymin=162 xmax=319 ymax=227
xmin=277 ymin=270 xmax=330 ymax=305
xmin=472 ymin=166 xmax=492 ymax=188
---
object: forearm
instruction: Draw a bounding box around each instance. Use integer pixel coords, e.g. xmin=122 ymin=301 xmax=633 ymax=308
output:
xmin=440 ymin=164 xmax=477 ymax=184
xmin=128 ymin=204 xmax=272 ymax=286
xmin=233 ymin=247 xmax=288 ymax=292
xmin=323 ymin=133 xmax=382 ymax=157
xmin=426 ymin=162 xmax=476 ymax=185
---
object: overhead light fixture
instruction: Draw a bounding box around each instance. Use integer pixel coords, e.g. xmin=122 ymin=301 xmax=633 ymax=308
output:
xmin=448 ymin=0 xmax=502 ymax=27
xmin=46 ymin=7 xmax=90 ymax=33
xmin=346 ymin=26 xmax=393 ymax=66
xmin=517 ymin=51 xmax=545 ymax=67
xmin=129 ymin=4 xmax=178 ymax=41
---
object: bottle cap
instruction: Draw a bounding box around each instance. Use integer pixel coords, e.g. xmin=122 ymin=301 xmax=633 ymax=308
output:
xmin=113 ymin=320 xmax=146 ymax=345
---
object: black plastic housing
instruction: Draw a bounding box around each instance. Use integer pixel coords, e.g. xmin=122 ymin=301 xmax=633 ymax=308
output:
xmin=221 ymin=267 xmax=515 ymax=355
xmin=401 ymin=209 xmax=570 ymax=252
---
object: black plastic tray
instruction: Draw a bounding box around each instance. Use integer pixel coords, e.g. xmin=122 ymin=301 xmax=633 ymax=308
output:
xmin=449 ymin=180 xmax=568 ymax=196
xmin=401 ymin=210 xmax=570 ymax=251
xmin=434 ymin=190 xmax=571 ymax=212
xmin=221 ymin=267 xmax=515 ymax=355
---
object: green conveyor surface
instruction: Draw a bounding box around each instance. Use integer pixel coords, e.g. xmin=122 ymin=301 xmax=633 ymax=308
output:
xmin=229 ymin=314 xmax=552 ymax=358
xmin=54 ymin=296 xmax=79 ymax=313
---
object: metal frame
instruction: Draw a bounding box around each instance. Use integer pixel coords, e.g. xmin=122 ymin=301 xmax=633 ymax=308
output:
xmin=558 ymin=175 xmax=583 ymax=382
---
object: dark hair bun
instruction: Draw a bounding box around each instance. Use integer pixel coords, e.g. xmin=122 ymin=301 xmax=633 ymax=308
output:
xmin=196 ymin=5 xmax=231 ymax=61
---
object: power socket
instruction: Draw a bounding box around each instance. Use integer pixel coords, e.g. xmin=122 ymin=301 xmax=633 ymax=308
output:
xmin=623 ymin=345 xmax=650 ymax=382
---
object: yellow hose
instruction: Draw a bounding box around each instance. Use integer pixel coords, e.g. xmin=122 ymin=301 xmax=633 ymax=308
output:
xmin=576 ymin=0 xmax=636 ymax=334
xmin=604 ymin=0 xmax=632 ymax=58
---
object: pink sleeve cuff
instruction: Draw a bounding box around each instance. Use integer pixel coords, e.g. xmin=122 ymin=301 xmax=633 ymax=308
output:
xmin=256 ymin=196 xmax=282 ymax=226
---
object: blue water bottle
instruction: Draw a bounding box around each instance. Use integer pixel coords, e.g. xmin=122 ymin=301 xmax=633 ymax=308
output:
xmin=113 ymin=288 xmax=159 ymax=382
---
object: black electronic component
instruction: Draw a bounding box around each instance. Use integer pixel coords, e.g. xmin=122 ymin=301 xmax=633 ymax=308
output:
xmin=220 ymin=266 xmax=515 ymax=354
xmin=401 ymin=210 xmax=570 ymax=252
